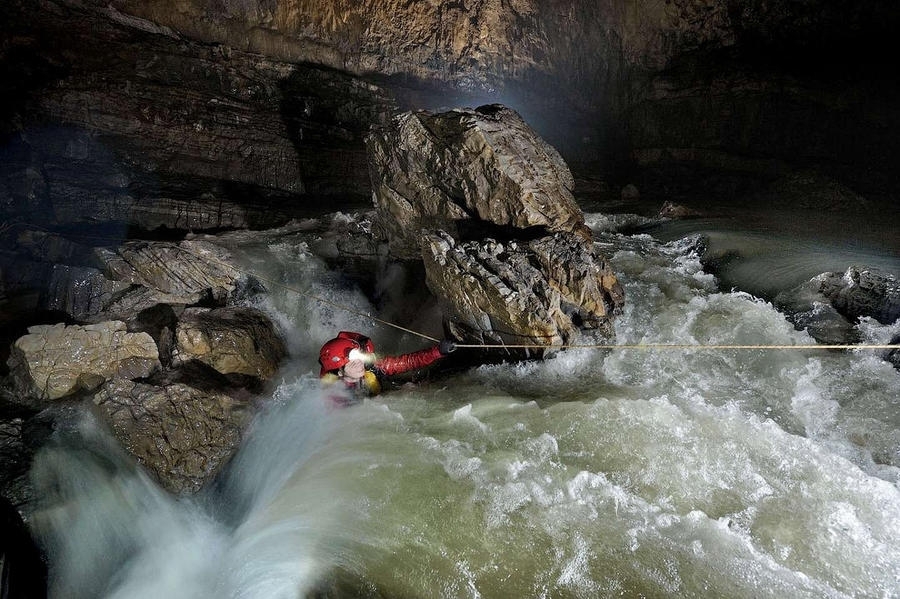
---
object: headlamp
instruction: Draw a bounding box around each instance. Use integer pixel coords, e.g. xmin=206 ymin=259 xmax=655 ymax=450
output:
xmin=348 ymin=348 xmax=375 ymax=364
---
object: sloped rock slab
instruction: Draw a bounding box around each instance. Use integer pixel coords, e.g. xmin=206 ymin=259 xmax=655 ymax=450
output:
xmin=366 ymin=104 xmax=586 ymax=258
xmin=422 ymin=231 xmax=624 ymax=348
xmin=96 ymin=239 xmax=242 ymax=302
xmin=172 ymin=306 xmax=286 ymax=380
xmin=92 ymin=377 xmax=251 ymax=495
xmin=7 ymin=321 xmax=159 ymax=404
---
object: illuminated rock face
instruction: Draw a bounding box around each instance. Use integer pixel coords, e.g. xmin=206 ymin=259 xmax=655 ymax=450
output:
xmin=173 ymin=307 xmax=287 ymax=380
xmin=92 ymin=377 xmax=251 ymax=495
xmin=367 ymin=104 xmax=623 ymax=348
xmin=366 ymin=104 xmax=585 ymax=259
xmin=422 ymin=231 xmax=624 ymax=349
xmin=7 ymin=322 xmax=160 ymax=402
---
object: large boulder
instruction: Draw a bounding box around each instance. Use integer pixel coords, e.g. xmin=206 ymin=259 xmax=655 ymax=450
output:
xmin=92 ymin=377 xmax=251 ymax=495
xmin=816 ymin=266 xmax=900 ymax=326
xmin=775 ymin=266 xmax=900 ymax=349
xmin=422 ymin=231 xmax=623 ymax=348
xmin=7 ymin=321 xmax=159 ymax=404
xmin=172 ymin=307 xmax=287 ymax=380
xmin=366 ymin=104 xmax=587 ymax=259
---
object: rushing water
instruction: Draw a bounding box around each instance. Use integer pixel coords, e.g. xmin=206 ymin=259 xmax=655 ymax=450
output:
xmin=27 ymin=211 xmax=900 ymax=598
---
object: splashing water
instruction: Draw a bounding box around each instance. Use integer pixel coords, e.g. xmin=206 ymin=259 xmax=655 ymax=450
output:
xmin=27 ymin=218 xmax=900 ymax=598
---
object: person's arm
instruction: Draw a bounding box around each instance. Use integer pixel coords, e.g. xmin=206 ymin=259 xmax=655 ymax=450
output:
xmin=373 ymin=341 xmax=455 ymax=376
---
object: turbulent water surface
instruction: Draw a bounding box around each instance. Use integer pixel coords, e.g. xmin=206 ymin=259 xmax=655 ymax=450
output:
xmin=28 ymin=210 xmax=900 ymax=598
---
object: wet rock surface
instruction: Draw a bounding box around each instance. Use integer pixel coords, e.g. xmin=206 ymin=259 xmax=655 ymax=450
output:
xmin=776 ymin=267 xmax=900 ymax=350
xmin=173 ymin=306 xmax=287 ymax=380
xmin=92 ymin=377 xmax=251 ymax=495
xmin=7 ymin=321 xmax=160 ymax=404
xmin=0 ymin=228 xmax=288 ymax=499
xmin=817 ymin=267 xmax=900 ymax=326
xmin=423 ymin=231 xmax=623 ymax=349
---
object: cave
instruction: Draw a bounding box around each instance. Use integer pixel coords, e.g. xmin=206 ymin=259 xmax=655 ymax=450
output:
xmin=2 ymin=2 xmax=900 ymax=597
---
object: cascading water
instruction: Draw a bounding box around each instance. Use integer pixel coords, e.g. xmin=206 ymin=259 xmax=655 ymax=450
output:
xmin=26 ymin=214 xmax=900 ymax=598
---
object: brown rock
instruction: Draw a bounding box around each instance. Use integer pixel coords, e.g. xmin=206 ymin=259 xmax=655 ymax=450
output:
xmin=366 ymin=104 xmax=584 ymax=259
xmin=421 ymin=231 xmax=623 ymax=348
xmin=172 ymin=306 xmax=287 ymax=380
xmin=7 ymin=322 xmax=160 ymax=403
xmin=92 ymin=377 xmax=251 ymax=494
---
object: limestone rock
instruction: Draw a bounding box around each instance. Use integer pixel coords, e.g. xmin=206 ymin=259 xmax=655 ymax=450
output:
xmin=92 ymin=377 xmax=251 ymax=495
xmin=43 ymin=265 xmax=133 ymax=321
xmin=96 ymin=240 xmax=241 ymax=301
xmin=421 ymin=231 xmax=623 ymax=348
xmin=172 ymin=307 xmax=286 ymax=380
xmin=817 ymin=267 xmax=900 ymax=325
xmin=366 ymin=105 xmax=586 ymax=259
xmin=7 ymin=321 xmax=160 ymax=403
xmin=776 ymin=266 xmax=900 ymax=347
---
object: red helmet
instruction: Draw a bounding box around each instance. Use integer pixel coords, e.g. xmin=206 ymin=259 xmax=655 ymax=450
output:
xmin=318 ymin=331 xmax=375 ymax=376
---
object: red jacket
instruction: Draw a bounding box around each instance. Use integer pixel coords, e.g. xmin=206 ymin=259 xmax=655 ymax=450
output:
xmin=373 ymin=345 xmax=443 ymax=376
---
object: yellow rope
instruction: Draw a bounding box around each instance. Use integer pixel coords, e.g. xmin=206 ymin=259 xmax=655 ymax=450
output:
xmin=455 ymin=343 xmax=900 ymax=350
xmin=14 ymin=225 xmax=900 ymax=352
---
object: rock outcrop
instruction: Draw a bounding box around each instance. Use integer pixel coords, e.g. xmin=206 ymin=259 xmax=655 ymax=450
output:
xmin=173 ymin=307 xmax=286 ymax=380
xmin=0 ymin=0 xmax=396 ymax=232
xmin=366 ymin=105 xmax=587 ymax=260
xmin=366 ymin=104 xmax=623 ymax=349
xmin=423 ymin=231 xmax=624 ymax=348
xmin=816 ymin=267 xmax=900 ymax=326
xmin=92 ymin=377 xmax=251 ymax=494
xmin=775 ymin=266 xmax=900 ymax=348
xmin=0 ymin=235 xmax=246 ymax=327
xmin=7 ymin=322 xmax=160 ymax=403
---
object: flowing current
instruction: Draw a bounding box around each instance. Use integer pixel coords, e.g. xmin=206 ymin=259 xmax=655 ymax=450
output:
xmin=27 ymin=214 xmax=900 ymax=598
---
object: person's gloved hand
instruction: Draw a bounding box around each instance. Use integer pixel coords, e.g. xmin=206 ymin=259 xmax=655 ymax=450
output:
xmin=439 ymin=339 xmax=457 ymax=355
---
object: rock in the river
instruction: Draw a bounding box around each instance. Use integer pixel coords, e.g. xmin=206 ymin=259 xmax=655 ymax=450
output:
xmin=0 ymin=236 xmax=246 ymax=324
xmin=96 ymin=240 xmax=242 ymax=303
xmin=887 ymin=335 xmax=900 ymax=370
xmin=776 ymin=266 xmax=900 ymax=348
xmin=422 ymin=231 xmax=623 ymax=347
xmin=366 ymin=104 xmax=587 ymax=259
xmin=172 ymin=307 xmax=286 ymax=380
xmin=816 ymin=267 xmax=900 ymax=325
xmin=92 ymin=377 xmax=251 ymax=495
xmin=7 ymin=321 xmax=159 ymax=403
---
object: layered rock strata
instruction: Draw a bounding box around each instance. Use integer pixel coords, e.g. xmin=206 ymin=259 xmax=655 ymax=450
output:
xmin=423 ymin=232 xmax=623 ymax=347
xmin=366 ymin=104 xmax=587 ymax=259
xmin=368 ymin=105 xmax=623 ymax=348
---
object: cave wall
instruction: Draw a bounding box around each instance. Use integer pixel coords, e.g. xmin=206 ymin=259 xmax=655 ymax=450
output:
xmin=2 ymin=0 xmax=898 ymax=231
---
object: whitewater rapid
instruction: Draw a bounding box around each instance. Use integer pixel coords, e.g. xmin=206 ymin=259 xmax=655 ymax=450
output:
xmin=28 ymin=218 xmax=900 ymax=598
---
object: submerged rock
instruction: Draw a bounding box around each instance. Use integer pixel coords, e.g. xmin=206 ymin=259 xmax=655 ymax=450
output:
xmin=422 ymin=231 xmax=623 ymax=348
xmin=172 ymin=306 xmax=287 ymax=380
xmin=366 ymin=104 xmax=586 ymax=259
xmin=92 ymin=377 xmax=251 ymax=495
xmin=7 ymin=321 xmax=159 ymax=404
